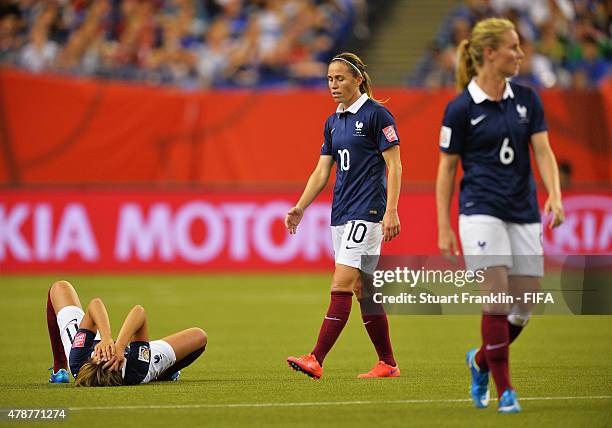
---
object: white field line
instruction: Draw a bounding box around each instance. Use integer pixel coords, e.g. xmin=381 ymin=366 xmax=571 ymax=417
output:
xmin=69 ymin=395 xmax=612 ymax=411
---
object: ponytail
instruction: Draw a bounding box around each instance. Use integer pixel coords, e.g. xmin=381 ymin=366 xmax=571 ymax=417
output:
xmin=455 ymin=39 xmax=476 ymax=91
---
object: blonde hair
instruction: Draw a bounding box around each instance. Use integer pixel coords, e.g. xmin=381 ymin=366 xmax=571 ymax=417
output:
xmin=75 ymin=361 xmax=123 ymax=387
xmin=331 ymin=52 xmax=381 ymax=102
xmin=456 ymin=18 xmax=516 ymax=91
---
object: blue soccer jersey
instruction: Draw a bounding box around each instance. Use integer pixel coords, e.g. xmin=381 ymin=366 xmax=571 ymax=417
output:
xmin=69 ymin=328 xmax=150 ymax=385
xmin=439 ymin=79 xmax=547 ymax=223
xmin=321 ymin=94 xmax=400 ymax=226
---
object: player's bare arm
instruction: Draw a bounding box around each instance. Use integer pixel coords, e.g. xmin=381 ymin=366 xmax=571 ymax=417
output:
xmin=286 ymin=155 xmax=334 ymax=234
xmin=382 ymin=145 xmax=402 ymax=242
xmin=81 ymin=298 xmax=115 ymax=362
xmin=106 ymin=305 xmax=148 ymax=371
xmin=531 ymin=131 xmax=564 ymax=228
xmin=436 ymin=152 xmax=460 ymax=257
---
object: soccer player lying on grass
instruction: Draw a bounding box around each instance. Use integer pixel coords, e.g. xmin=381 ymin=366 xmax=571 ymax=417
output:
xmin=46 ymin=280 xmax=207 ymax=386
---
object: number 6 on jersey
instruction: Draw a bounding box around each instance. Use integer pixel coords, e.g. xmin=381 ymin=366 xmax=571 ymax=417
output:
xmin=499 ymin=137 xmax=514 ymax=165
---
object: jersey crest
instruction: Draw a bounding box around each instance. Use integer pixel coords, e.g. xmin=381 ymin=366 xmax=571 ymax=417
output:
xmin=72 ymin=332 xmax=86 ymax=348
xmin=383 ymin=125 xmax=398 ymax=143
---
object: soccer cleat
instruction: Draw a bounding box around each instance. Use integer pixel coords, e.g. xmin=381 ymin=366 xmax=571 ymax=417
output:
xmin=357 ymin=361 xmax=400 ymax=378
xmin=158 ymin=370 xmax=181 ymax=382
xmin=287 ymin=354 xmax=323 ymax=379
xmin=466 ymin=348 xmax=490 ymax=408
xmin=169 ymin=370 xmax=180 ymax=381
xmin=498 ymin=388 xmax=522 ymax=413
xmin=48 ymin=367 xmax=69 ymax=384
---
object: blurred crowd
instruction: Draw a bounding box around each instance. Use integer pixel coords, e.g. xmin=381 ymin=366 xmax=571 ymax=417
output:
xmin=0 ymin=0 xmax=370 ymax=88
xmin=410 ymin=0 xmax=611 ymax=89
xmin=2 ymin=0 xmax=610 ymax=89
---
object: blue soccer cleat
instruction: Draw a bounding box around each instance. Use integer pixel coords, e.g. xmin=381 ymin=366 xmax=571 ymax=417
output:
xmin=159 ymin=370 xmax=181 ymax=382
xmin=48 ymin=367 xmax=69 ymax=384
xmin=466 ymin=348 xmax=489 ymax=408
xmin=498 ymin=388 xmax=522 ymax=413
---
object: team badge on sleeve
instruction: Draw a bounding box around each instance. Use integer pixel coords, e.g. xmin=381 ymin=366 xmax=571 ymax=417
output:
xmin=439 ymin=126 xmax=451 ymax=148
xmin=382 ymin=125 xmax=398 ymax=142
xmin=72 ymin=332 xmax=86 ymax=348
xmin=138 ymin=345 xmax=150 ymax=363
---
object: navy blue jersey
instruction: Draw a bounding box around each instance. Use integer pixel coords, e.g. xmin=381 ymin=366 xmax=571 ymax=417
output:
xmin=321 ymin=94 xmax=400 ymax=226
xmin=439 ymin=80 xmax=547 ymax=223
xmin=69 ymin=328 xmax=150 ymax=385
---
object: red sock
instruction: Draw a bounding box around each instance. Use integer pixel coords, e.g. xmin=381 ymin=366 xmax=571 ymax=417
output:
xmin=47 ymin=289 xmax=67 ymax=372
xmin=481 ymin=314 xmax=512 ymax=398
xmin=359 ymin=298 xmax=396 ymax=366
xmin=475 ymin=319 xmax=523 ymax=372
xmin=312 ymin=291 xmax=352 ymax=365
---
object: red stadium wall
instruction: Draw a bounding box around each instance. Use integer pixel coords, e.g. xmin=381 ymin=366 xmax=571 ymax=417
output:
xmin=1 ymin=190 xmax=610 ymax=273
xmin=1 ymin=71 xmax=610 ymax=272
xmin=0 ymin=69 xmax=610 ymax=186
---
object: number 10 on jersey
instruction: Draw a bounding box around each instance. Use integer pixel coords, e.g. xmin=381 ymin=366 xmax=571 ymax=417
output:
xmin=338 ymin=149 xmax=350 ymax=171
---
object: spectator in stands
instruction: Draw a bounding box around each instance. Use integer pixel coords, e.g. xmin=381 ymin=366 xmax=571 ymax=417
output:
xmin=57 ymin=0 xmax=110 ymax=73
xmin=410 ymin=0 xmax=611 ymax=89
xmin=145 ymin=15 xmax=198 ymax=85
xmin=536 ymin=20 xmax=566 ymax=67
xmin=453 ymin=0 xmax=495 ymax=27
xmin=0 ymin=3 xmax=23 ymax=65
xmin=19 ymin=9 xmax=58 ymax=72
xmin=9 ymin=0 xmax=349 ymax=86
xmin=567 ymin=32 xmax=610 ymax=88
xmin=513 ymin=39 xmax=557 ymax=88
xmin=196 ymin=17 xmax=232 ymax=87
xmin=422 ymin=43 xmax=457 ymax=89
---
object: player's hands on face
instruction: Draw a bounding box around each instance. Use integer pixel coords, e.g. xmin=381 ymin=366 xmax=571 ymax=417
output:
xmin=103 ymin=353 xmax=125 ymax=372
xmin=382 ymin=209 xmax=400 ymax=242
xmin=93 ymin=338 xmax=116 ymax=363
xmin=544 ymin=195 xmax=564 ymax=229
xmin=285 ymin=206 xmax=304 ymax=235
xmin=438 ymin=227 xmax=460 ymax=259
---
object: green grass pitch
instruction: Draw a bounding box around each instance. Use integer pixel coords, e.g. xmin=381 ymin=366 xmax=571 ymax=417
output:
xmin=0 ymin=275 xmax=610 ymax=427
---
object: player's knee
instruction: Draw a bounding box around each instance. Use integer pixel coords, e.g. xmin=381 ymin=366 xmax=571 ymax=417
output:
xmin=192 ymin=328 xmax=207 ymax=348
xmin=131 ymin=304 xmax=145 ymax=314
xmin=507 ymin=313 xmax=530 ymax=327
xmin=88 ymin=297 xmax=103 ymax=307
xmin=330 ymin=281 xmax=353 ymax=293
xmin=50 ymin=280 xmax=73 ymax=296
